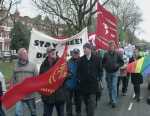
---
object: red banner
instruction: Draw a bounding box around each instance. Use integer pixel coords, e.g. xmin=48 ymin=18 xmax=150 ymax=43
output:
xmin=96 ymin=2 xmax=119 ymax=49
xmin=2 ymin=46 xmax=68 ymax=109
xmin=95 ymin=38 xmax=109 ymax=50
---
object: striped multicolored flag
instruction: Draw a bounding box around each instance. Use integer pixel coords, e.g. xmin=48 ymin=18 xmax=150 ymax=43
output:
xmin=127 ymin=55 xmax=150 ymax=78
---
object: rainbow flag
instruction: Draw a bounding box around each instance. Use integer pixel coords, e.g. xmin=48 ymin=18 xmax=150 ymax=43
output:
xmin=127 ymin=55 xmax=150 ymax=78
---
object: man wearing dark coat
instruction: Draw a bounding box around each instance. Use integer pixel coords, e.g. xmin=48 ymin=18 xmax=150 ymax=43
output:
xmin=40 ymin=47 xmax=66 ymax=116
xmin=77 ymin=43 xmax=103 ymax=116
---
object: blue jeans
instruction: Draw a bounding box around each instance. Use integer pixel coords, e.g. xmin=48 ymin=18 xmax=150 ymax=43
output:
xmin=15 ymin=98 xmax=36 ymax=116
xmin=106 ymin=72 xmax=118 ymax=104
xmin=43 ymin=102 xmax=65 ymax=116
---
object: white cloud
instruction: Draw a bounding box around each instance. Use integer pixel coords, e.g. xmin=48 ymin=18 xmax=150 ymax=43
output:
xmin=18 ymin=0 xmax=40 ymax=18
xmin=135 ymin=0 xmax=150 ymax=42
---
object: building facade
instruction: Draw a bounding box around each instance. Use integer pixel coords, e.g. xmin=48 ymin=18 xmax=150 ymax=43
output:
xmin=0 ymin=26 xmax=11 ymax=51
xmin=0 ymin=10 xmax=65 ymax=51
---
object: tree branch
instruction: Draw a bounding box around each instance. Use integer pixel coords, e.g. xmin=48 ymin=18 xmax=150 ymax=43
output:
xmin=70 ymin=0 xmax=79 ymax=12
xmin=102 ymin=0 xmax=111 ymax=6
xmin=83 ymin=0 xmax=97 ymax=15
xmin=0 ymin=0 xmax=12 ymax=24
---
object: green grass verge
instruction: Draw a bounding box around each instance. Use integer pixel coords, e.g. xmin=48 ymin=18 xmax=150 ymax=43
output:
xmin=0 ymin=60 xmax=16 ymax=81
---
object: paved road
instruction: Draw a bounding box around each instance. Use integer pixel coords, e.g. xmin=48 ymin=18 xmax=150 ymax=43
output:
xmin=5 ymin=78 xmax=150 ymax=116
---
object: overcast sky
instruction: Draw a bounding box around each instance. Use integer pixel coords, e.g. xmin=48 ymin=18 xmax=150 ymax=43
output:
xmin=17 ymin=0 xmax=150 ymax=42
xmin=135 ymin=0 xmax=150 ymax=42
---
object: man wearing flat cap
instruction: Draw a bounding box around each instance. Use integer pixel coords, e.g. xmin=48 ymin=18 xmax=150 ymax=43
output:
xmin=65 ymin=48 xmax=81 ymax=116
xmin=77 ymin=43 xmax=103 ymax=116
xmin=39 ymin=47 xmax=66 ymax=116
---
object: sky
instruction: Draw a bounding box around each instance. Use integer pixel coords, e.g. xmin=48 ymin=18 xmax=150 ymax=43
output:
xmin=16 ymin=0 xmax=41 ymax=18
xmin=135 ymin=0 xmax=150 ymax=42
xmin=16 ymin=0 xmax=150 ymax=42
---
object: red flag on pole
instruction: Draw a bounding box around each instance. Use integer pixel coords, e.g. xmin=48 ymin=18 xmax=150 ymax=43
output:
xmin=88 ymin=33 xmax=109 ymax=50
xmin=95 ymin=38 xmax=109 ymax=50
xmin=2 ymin=46 xmax=68 ymax=109
xmin=96 ymin=2 xmax=119 ymax=49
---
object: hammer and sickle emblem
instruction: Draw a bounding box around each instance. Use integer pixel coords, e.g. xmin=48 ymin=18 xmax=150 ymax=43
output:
xmin=48 ymin=63 xmax=67 ymax=85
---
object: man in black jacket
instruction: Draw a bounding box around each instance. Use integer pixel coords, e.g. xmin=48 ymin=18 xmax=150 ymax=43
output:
xmin=102 ymin=41 xmax=124 ymax=108
xmin=39 ymin=47 xmax=66 ymax=116
xmin=77 ymin=43 xmax=103 ymax=116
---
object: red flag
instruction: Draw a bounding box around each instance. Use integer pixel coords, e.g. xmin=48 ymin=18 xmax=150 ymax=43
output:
xmin=96 ymin=10 xmax=106 ymax=40
xmin=95 ymin=38 xmax=109 ymax=50
xmin=96 ymin=2 xmax=119 ymax=48
xmin=97 ymin=2 xmax=117 ymax=27
xmin=2 ymin=46 xmax=68 ymax=109
xmin=88 ymin=33 xmax=109 ymax=50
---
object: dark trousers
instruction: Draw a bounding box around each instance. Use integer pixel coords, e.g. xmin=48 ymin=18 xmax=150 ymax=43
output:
xmin=43 ymin=102 xmax=64 ymax=116
xmin=133 ymin=84 xmax=140 ymax=99
xmin=0 ymin=103 xmax=5 ymax=116
xmin=66 ymin=89 xmax=81 ymax=115
xmin=117 ymin=76 xmax=129 ymax=95
xmin=82 ymin=94 xmax=96 ymax=116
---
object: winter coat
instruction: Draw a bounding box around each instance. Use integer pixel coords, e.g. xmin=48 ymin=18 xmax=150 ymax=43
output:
xmin=130 ymin=56 xmax=143 ymax=85
xmin=65 ymin=58 xmax=79 ymax=90
xmin=0 ymin=82 xmax=2 ymax=97
xmin=77 ymin=54 xmax=103 ymax=95
xmin=39 ymin=57 xmax=66 ymax=104
xmin=102 ymin=51 xmax=124 ymax=73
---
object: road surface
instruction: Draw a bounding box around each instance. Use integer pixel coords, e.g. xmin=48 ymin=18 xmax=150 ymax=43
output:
xmin=5 ymin=78 xmax=150 ymax=116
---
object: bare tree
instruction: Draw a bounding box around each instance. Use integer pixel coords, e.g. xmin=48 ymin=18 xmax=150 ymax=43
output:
xmin=105 ymin=0 xmax=142 ymax=42
xmin=32 ymin=0 xmax=110 ymax=35
xmin=0 ymin=0 xmax=20 ymax=24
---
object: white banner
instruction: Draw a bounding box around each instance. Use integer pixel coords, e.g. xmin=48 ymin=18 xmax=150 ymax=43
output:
xmin=28 ymin=28 xmax=88 ymax=68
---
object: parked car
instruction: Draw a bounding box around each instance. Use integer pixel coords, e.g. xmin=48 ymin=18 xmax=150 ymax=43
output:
xmin=2 ymin=51 xmax=12 ymax=62
xmin=0 ymin=51 xmax=3 ymax=59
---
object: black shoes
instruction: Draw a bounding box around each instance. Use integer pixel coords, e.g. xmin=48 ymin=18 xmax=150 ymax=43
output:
xmin=108 ymin=101 xmax=116 ymax=108
xmin=76 ymin=113 xmax=81 ymax=116
xmin=136 ymin=98 xmax=141 ymax=102
xmin=112 ymin=103 xmax=116 ymax=108
xmin=133 ymin=96 xmax=141 ymax=102
xmin=122 ymin=92 xmax=127 ymax=96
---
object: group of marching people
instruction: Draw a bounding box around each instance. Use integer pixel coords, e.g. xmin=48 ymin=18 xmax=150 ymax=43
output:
xmin=39 ymin=42 xmax=103 ymax=116
xmin=0 ymin=40 xmax=144 ymax=116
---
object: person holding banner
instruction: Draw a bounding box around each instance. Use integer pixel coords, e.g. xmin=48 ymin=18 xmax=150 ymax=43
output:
xmin=102 ymin=41 xmax=124 ymax=108
xmin=12 ymin=48 xmax=38 ymax=116
xmin=77 ymin=43 xmax=103 ymax=116
xmin=65 ymin=48 xmax=81 ymax=116
xmin=39 ymin=47 xmax=66 ymax=116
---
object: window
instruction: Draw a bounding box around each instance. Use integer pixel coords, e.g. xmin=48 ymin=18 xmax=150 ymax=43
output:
xmin=0 ymin=42 xmax=2 ymax=50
